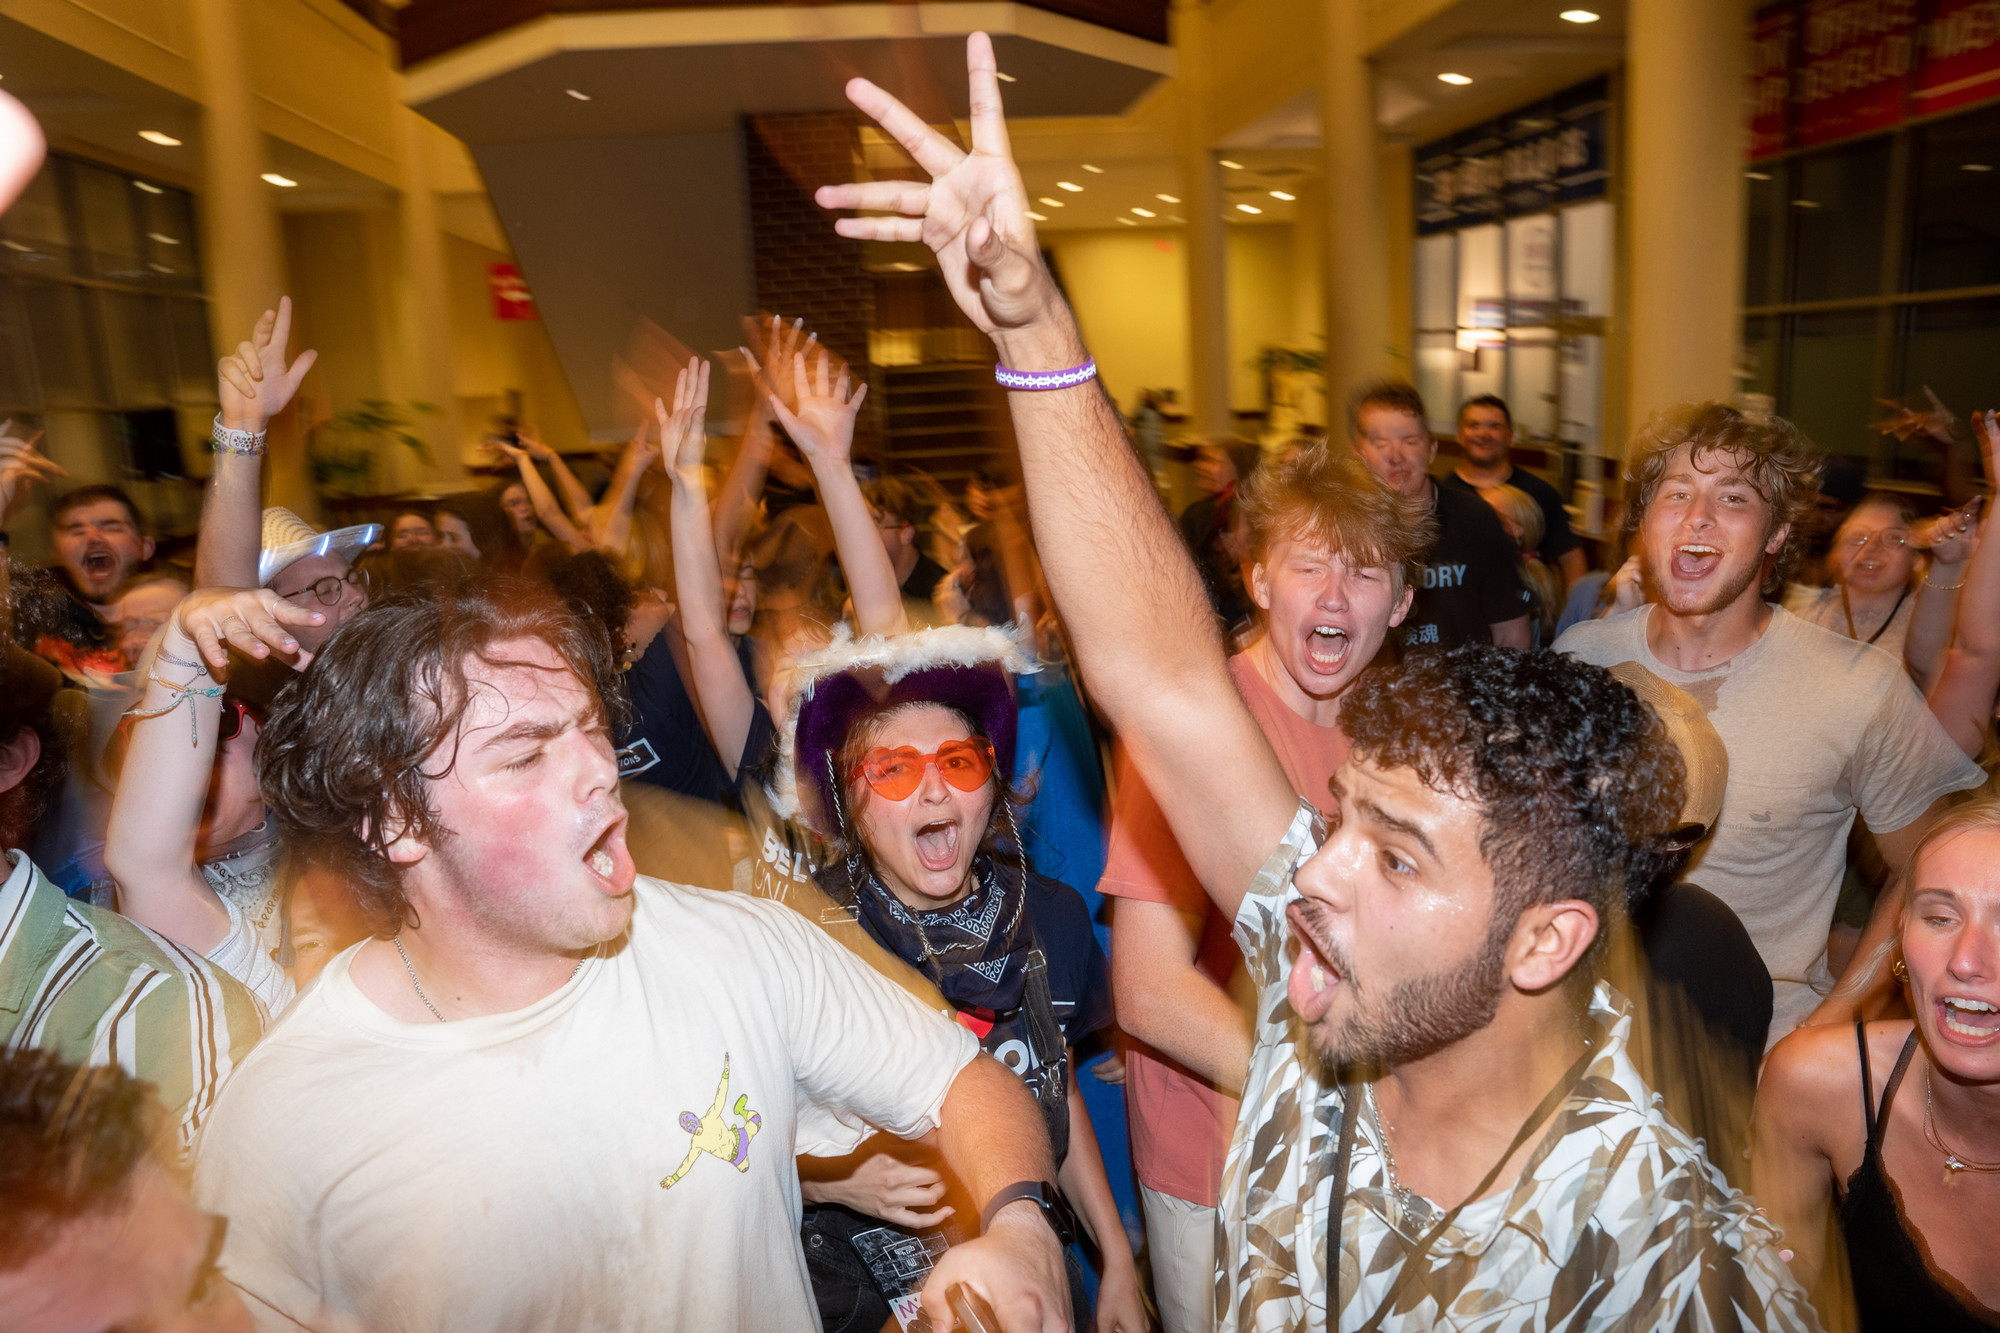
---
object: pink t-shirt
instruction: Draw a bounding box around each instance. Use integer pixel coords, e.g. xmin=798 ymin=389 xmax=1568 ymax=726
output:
xmin=1097 ymin=652 xmax=1347 ymax=1205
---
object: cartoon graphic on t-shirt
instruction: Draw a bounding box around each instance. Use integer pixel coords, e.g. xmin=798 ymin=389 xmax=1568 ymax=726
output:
xmin=660 ymin=1055 xmax=763 ymax=1189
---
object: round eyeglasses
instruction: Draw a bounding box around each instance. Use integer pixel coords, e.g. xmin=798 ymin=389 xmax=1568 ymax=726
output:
xmin=278 ymin=566 xmax=368 ymax=607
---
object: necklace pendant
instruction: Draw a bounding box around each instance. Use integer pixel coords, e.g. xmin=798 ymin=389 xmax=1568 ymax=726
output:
xmin=1947 ymin=1154 xmax=1965 ymax=1173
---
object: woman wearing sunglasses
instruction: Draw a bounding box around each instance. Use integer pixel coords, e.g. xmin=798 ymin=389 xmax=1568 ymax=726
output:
xmin=768 ymin=625 xmax=1146 ymax=1333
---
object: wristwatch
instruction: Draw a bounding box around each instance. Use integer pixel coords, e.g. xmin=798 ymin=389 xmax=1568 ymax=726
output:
xmin=980 ymin=1180 xmax=1077 ymax=1247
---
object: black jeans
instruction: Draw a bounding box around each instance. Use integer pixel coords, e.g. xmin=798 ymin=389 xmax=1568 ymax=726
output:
xmin=801 ymin=1205 xmax=1091 ymax=1332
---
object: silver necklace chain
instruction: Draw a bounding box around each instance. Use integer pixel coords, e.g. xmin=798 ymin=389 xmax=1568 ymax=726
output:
xmin=391 ymin=933 xmax=582 ymax=1024
xmin=1365 ymin=1085 xmax=1434 ymax=1224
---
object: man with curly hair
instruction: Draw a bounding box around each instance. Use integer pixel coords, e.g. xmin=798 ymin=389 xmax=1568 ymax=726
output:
xmin=1554 ymin=402 xmax=1982 ymax=1044
xmin=821 ymin=36 xmax=1822 ymax=1330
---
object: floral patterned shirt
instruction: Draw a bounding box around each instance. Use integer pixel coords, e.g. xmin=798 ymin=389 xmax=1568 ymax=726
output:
xmin=1215 ymin=801 xmax=1823 ymax=1332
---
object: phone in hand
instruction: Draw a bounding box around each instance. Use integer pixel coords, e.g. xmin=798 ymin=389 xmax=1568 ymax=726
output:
xmin=948 ymin=1284 xmax=998 ymax=1333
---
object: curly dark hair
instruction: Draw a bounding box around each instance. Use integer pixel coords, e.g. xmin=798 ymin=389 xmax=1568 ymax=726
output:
xmin=1622 ymin=401 xmax=1823 ymax=595
xmin=545 ymin=550 xmax=636 ymax=664
xmin=255 ymin=578 xmax=629 ymax=935
xmin=0 ymin=1048 xmax=163 ymax=1272
xmin=1341 ymin=644 xmax=1687 ymax=997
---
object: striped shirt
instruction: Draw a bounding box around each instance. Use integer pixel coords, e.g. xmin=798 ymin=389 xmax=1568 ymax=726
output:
xmin=0 ymin=849 xmax=264 ymax=1155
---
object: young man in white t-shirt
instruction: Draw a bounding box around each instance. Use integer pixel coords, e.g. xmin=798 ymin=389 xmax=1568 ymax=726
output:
xmin=1553 ymin=402 xmax=1984 ymax=1044
xmin=191 ymin=576 xmax=1071 ymax=1333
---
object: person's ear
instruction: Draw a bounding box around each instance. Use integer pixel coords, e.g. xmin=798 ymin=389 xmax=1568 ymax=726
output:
xmin=140 ymin=535 xmax=156 ymax=562
xmin=1249 ymin=561 xmax=1273 ymax=611
xmin=1388 ymin=582 xmax=1415 ymax=629
xmin=1764 ymin=520 xmax=1791 ymax=557
xmin=0 ymin=725 xmax=41 ymax=795
xmin=365 ymin=811 xmax=430 ymax=869
xmin=1507 ymin=898 xmax=1599 ymax=994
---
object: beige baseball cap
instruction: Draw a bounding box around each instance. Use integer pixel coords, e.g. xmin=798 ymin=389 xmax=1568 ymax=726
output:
xmin=1606 ymin=660 xmax=1728 ymax=848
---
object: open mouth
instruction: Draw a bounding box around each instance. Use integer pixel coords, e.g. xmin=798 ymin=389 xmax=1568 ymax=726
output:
xmin=583 ymin=816 xmax=634 ymax=892
xmin=1939 ymin=996 xmax=2000 ymax=1041
xmin=1305 ymin=625 xmax=1350 ymax=675
xmin=81 ymin=547 xmax=116 ymax=579
xmin=1670 ymin=542 xmax=1722 ymax=580
xmin=913 ymin=819 xmax=960 ymax=873
xmin=1285 ymin=901 xmax=1343 ymax=1023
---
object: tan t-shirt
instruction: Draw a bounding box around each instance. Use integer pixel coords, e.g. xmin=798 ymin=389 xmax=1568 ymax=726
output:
xmin=1554 ymin=604 xmax=1983 ymax=1043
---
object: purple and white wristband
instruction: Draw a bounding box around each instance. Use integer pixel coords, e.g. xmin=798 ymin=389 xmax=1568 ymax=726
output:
xmin=994 ymin=359 xmax=1097 ymax=391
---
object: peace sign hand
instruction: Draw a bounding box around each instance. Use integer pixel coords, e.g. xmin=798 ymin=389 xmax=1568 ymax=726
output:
xmin=218 ymin=296 xmax=317 ymax=434
xmin=817 ymin=34 xmax=1063 ymax=357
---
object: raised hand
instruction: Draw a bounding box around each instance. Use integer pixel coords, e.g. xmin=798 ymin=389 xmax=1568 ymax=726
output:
xmin=818 ymin=33 xmax=1062 ymax=351
xmin=656 ymin=357 xmax=714 ymax=482
xmin=0 ymin=421 xmax=64 ymax=525
xmin=218 ymin=296 xmax=317 ymax=433
xmin=175 ymin=586 xmax=324 ymax=673
xmin=1913 ymin=497 xmax=1983 ymax=566
xmin=742 ymin=315 xmax=813 ymax=417
xmin=754 ymin=347 xmax=868 ymax=470
xmin=517 ymin=425 xmax=559 ymax=462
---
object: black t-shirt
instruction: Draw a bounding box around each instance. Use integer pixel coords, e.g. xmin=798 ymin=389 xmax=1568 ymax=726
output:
xmin=900 ymin=552 xmax=949 ymax=605
xmin=615 ymin=630 xmax=753 ymax=803
xmin=1439 ymin=464 xmax=1581 ymax=564
xmin=1401 ymin=480 xmax=1528 ymax=650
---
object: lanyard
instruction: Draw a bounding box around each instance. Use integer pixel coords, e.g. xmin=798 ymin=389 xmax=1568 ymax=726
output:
xmin=1325 ymin=1038 xmax=1597 ymax=1331
xmin=1839 ymin=582 xmax=1909 ymax=645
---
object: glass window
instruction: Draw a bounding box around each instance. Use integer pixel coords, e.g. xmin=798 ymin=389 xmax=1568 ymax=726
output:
xmin=0 ymin=162 xmax=71 ymax=273
xmin=1558 ymin=334 xmax=1603 ymax=452
xmin=1910 ymin=101 xmax=2000 ymax=293
xmin=0 ymin=281 xmax=38 ymax=414
xmin=1560 ymin=200 xmax=1613 ymax=318
xmin=165 ymin=297 xmax=217 ymax=401
xmin=1740 ymin=315 xmax=1780 ymax=403
xmin=17 ymin=281 xmax=105 ymax=408
xmin=1414 ymin=331 xmax=1458 ymax=435
xmin=1791 ymin=137 xmax=1892 ymax=303
xmin=1456 ymin=224 xmax=1504 ymax=332
xmin=1505 ymin=328 xmax=1558 ymax=441
xmin=72 ymin=161 xmax=146 ymax=282
xmin=1784 ymin=310 xmax=1881 ymax=457
xmin=1899 ymin=299 xmax=2000 ymax=437
xmin=1743 ymin=167 xmax=1784 ymax=307
xmin=1415 ymin=234 xmax=1455 ymax=330
xmin=97 ymin=290 xmax=171 ymax=406
xmin=138 ymin=186 xmax=201 ymax=290
xmin=1505 ymin=214 xmax=1557 ymax=326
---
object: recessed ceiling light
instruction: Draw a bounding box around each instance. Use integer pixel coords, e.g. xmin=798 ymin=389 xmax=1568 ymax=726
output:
xmin=1132 ymin=207 xmax=1155 ymax=217
xmin=1559 ymin=9 xmax=1600 ymax=22
xmin=996 ymin=72 xmax=1016 ymax=83
xmin=147 ymin=232 xmax=180 ymax=245
xmin=1 ymin=240 xmax=30 ymax=252
xmin=565 ymin=89 xmax=592 ymax=101
xmin=1056 ymin=181 xmax=1083 ymax=192
xmin=1791 ymin=198 xmax=1819 ymax=208
xmin=1963 ymin=162 xmax=1994 ymax=172
xmin=1745 ymin=170 xmax=1772 ymax=180
xmin=139 ymin=131 xmax=181 ymax=146
xmin=1269 ymin=190 xmax=1295 ymax=201
xmin=1038 ymin=196 xmax=1066 ymax=208
xmin=1082 ymin=164 xmax=1104 ymax=174
xmin=148 ymin=262 xmax=174 ymax=274
xmin=1156 ymin=193 xmax=1180 ymax=203
xmin=1167 ymin=215 xmax=1185 ymax=223
xmin=1438 ymin=73 xmax=1473 ymax=86
xmin=261 ymin=173 xmax=298 ymax=188
xmin=133 ymin=181 xmax=163 ymax=194
xmin=1117 ymin=217 xmax=1136 ymax=225
xmin=1237 ymin=203 xmax=1262 ymax=214
xmin=1219 ymin=159 xmax=1243 ymax=170
xmin=1026 ymin=210 xmax=1047 ymax=221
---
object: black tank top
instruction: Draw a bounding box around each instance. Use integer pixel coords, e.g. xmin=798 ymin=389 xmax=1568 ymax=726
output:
xmin=1837 ymin=1023 xmax=2000 ymax=1331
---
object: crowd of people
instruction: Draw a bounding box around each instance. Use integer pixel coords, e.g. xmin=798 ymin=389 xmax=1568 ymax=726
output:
xmin=3 ymin=35 xmax=2000 ymax=1333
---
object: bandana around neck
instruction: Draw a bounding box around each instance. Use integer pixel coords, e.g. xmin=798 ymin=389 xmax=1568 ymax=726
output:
xmin=854 ymin=853 xmax=1033 ymax=1012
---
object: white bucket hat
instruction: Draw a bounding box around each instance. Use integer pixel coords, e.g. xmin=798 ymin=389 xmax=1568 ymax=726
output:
xmin=258 ymin=507 xmax=381 ymax=588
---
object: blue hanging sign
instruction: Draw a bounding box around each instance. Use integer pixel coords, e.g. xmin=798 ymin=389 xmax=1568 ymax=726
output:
xmin=1415 ymin=77 xmax=1612 ymax=236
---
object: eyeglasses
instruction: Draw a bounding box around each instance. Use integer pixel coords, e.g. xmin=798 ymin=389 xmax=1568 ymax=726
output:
xmin=278 ymin=567 xmax=367 ymax=607
xmin=853 ymin=739 xmax=995 ymax=801
xmin=218 ymin=698 xmax=255 ymax=743
xmin=1838 ymin=528 xmax=1909 ymax=553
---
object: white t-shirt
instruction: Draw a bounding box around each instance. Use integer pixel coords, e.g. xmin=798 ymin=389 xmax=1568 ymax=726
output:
xmin=193 ymin=876 xmax=979 ymax=1333
xmin=206 ymin=893 xmax=294 ymax=1021
xmin=1555 ymin=604 xmax=1984 ymax=1042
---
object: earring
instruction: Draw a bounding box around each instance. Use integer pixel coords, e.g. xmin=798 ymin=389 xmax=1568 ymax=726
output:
xmin=1892 ymin=958 xmax=1909 ymax=984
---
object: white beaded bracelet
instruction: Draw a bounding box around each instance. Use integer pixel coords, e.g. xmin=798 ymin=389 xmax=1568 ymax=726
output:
xmin=210 ymin=414 xmax=267 ymax=456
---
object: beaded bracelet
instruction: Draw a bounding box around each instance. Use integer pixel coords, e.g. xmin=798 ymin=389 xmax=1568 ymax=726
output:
xmin=211 ymin=414 xmax=267 ymax=456
xmin=994 ymin=360 xmax=1097 ymax=391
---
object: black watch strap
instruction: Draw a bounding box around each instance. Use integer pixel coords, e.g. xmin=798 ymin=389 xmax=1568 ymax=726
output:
xmin=979 ymin=1180 xmax=1076 ymax=1247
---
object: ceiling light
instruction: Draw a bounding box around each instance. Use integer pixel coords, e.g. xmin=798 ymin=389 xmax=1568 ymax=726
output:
xmin=1219 ymin=159 xmax=1243 ymax=170
xmin=1167 ymin=215 xmax=1185 ymax=223
xmin=1791 ymin=198 xmax=1819 ymax=208
xmin=996 ymin=72 xmax=1016 ymax=83
xmin=148 ymin=262 xmax=174 ymax=274
xmin=147 ymin=232 xmax=180 ymax=245
xmin=1438 ymin=73 xmax=1473 ymax=86
xmin=261 ymin=173 xmax=298 ymax=187
xmin=1117 ymin=217 xmax=1136 ymax=225
xmin=1082 ymin=164 xmax=1104 ymax=174
xmin=1963 ymin=162 xmax=1994 ymax=172
xmin=1026 ymin=210 xmax=1047 ymax=221
xmin=1269 ymin=190 xmax=1295 ymax=201
xmin=1132 ymin=207 xmax=1156 ymax=217
xmin=1745 ymin=170 xmax=1772 ymax=180
xmin=1 ymin=240 xmax=30 ymax=252
xmin=1038 ymin=196 xmax=1066 ymax=208
xmin=133 ymin=181 xmax=163 ymax=194
xmin=1057 ymin=181 xmax=1083 ymax=192
xmin=1156 ymin=193 xmax=1180 ymax=203
xmin=565 ymin=89 xmax=592 ymax=101
xmin=138 ymin=131 xmax=181 ymax=146
xmin=1559 ymin=9 xmax=1600 ymax=21
xmin=1237 ymin=203 xmax=1262 ymax=214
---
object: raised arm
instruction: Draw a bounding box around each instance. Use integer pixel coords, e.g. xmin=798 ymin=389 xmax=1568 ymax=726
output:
xmin=521 ymin=428 xmax=595 ymax=529
xmin=587 ymin=420 xmax=662 ymax=557
xmin=0 ymin=425 xmax=65 ymax=633
xmin=821 ymin=34 xmax=1297 ymax=915
xmin=1903 ymin=501 xmax=1975 ymax=692
xmin=661 ymin=361 xmax=759 ymax=779
xmin=755 ymin=345 xmax=904 ymax=637
xmin=496 ymin=436 xmax=591 ymax=553
xmin=1926 ymin=411 xmax=2000 ymax=757
xmin=196 ymin=299 xmax=317 ymax=589
xmin=104 ymin=589 xmax=319 ymax=955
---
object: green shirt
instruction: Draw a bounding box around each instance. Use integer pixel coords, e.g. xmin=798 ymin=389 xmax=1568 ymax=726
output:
xmin=0 ymin=849 xmax=264 ymax=1155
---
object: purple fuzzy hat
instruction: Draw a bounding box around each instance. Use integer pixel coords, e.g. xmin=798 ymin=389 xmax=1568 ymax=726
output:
xmin=769 ymin=625 xmax=1041 ymax=839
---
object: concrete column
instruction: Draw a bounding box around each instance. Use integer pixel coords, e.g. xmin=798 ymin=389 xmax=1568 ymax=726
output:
xmin=1177 ymin=0 xmax=1230 ymax=440
xmin=392 ymin=107 xmax=467 ymax=489
xmin=1320 ymin=0 xmax=1393 ymax=408
xmin=1625 ymin=0 xmax=1748 ymax=445
xmin=189 ymin=0 xmax=312 ymax=514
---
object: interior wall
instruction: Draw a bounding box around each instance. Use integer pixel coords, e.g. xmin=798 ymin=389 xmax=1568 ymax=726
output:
xmin=444 ymin=232 xmax=595 ymax=456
